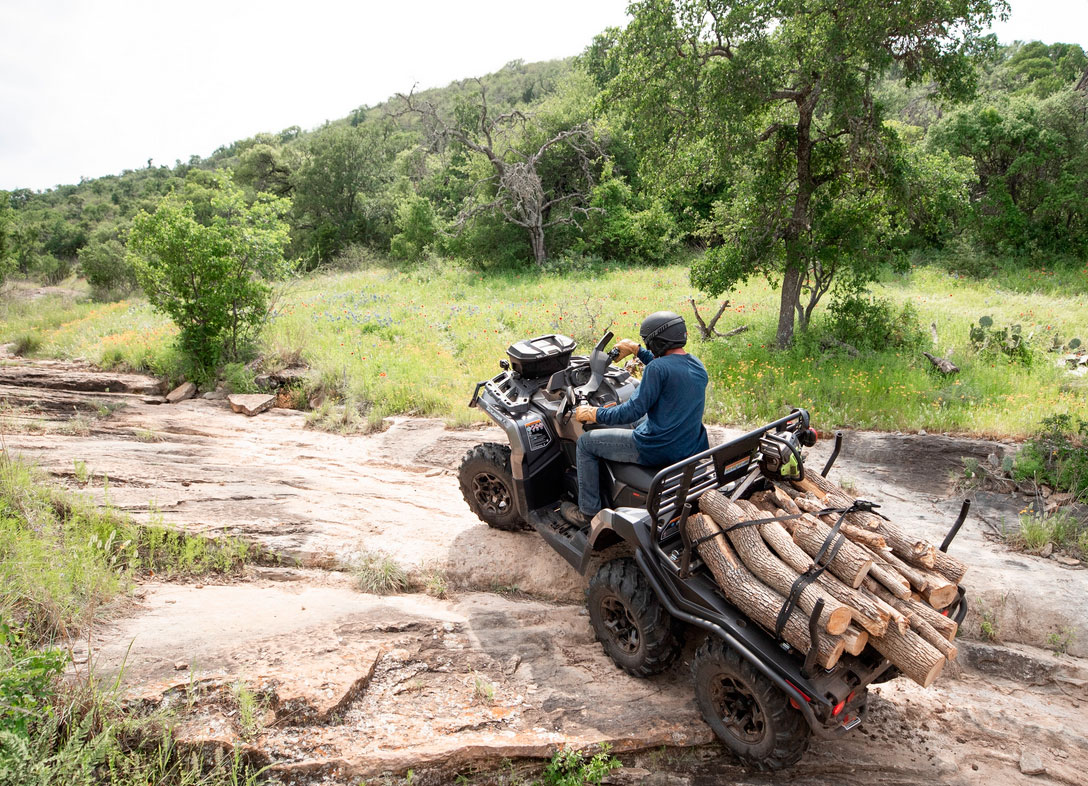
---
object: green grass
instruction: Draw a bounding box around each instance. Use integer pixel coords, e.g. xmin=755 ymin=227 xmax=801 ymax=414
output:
xmin=2 ymin=254 xmax=1086 ymax=438
xmin=0 ymin=454 xmax=254 ymax=643
xmin=0 ymin=453 xmax=268 ymax=785
xmin=351 ymin=550 xmax=412 ymax=595
xmin=1008 ymin=509 xmax=1088 ymax=561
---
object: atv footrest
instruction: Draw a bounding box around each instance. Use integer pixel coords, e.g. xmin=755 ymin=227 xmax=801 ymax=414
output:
xmin=528 ymin=507 xmax=588 ymax=571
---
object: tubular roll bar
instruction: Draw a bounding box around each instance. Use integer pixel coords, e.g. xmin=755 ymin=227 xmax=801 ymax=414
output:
xmin=646 ymin=409 xmax=809 ymax=543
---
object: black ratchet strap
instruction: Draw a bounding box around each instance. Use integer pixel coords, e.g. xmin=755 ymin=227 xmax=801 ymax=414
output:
xmin=772 ymin=499 xmax=884 ymax=638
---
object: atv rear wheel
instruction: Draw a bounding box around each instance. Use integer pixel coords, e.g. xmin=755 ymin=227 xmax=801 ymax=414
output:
xmin=459 ymin=443 xmax=525 ymax=531
xmin=692 ymin=637 xmax=810 ymax=770
xmin=587 ymin=558 xmax=680 ymax=677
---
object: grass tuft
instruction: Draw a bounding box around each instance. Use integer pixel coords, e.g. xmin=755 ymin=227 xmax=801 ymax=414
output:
xmin=351 ymin=551 xmax=412 ymax=595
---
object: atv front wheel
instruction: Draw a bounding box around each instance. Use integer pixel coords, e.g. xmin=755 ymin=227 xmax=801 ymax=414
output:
xmin=459 ymin=443 xmax=525 ymax=531
xmin=692 ymin=637 xmax=810 ymax=770
xmin=587 ymin=558 xmax=680 ymax=677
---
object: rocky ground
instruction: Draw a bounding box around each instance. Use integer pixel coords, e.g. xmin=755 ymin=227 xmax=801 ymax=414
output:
xmin=2 ymin=354 xmax=1086 ymax=785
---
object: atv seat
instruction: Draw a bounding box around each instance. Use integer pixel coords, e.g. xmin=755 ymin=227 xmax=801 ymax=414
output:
xmin=609 ymin=461 xmax=666 ymax=493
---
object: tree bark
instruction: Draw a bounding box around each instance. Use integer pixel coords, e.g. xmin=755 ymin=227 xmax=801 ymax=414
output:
xmin=863 ymin=578 xmax=955 ymax=640
xmin=687 ymin=513 xmax=844 ymax=669
xmin=875 ymin=548 xmax=959 ymax=610
xmin=700 ymin=491 xmax=854 ymax=635
xmin=775 ymin=265 xmax=804 ymax=348
xmin=862 ymin=557 xmax=913 ymax=599
xmin=528 ymin=224 xmax=546 ymax=266
xmin=859 ymin=586 xmax=910 ymax=634
xmin=790 ymin=493 xmax=888 ymax=549
xmin=749 ymin=505 xmax=890 ymax=637
xmin=867 ymin=623 xmax=946 ymax=688
xmin=793 ymin=473 xmax=969 ymax=582
xmin=785 ymin=514 xmax=874 ymax=589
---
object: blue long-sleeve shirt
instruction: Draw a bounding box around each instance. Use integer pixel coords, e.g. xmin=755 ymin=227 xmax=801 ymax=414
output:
xmin=595 ymin=347 xmax=709 ymax=466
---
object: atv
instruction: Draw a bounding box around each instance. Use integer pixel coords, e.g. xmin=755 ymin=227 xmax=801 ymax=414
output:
xmin=459 ymin=333 xmax=969 ymax=769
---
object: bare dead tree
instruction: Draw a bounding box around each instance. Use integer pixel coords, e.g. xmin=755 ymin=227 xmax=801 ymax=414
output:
xmin=688 ymin=297 xmax=748 ymax=339
xmin=394 ymin=81 xmax=601 ymax=265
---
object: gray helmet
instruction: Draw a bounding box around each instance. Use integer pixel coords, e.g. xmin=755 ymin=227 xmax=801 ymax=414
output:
xmin=640 ymin=311 xmax=687 ymax=357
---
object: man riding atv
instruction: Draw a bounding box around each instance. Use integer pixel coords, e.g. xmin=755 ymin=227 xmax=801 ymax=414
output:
xmin=563 ymin=310 xmax=710 ymax=527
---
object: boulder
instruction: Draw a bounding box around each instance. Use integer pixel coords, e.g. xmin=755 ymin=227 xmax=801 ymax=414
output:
xmin=228 ymin=393 xmax=276 ymax=417
xmin=166 ymin=382 xmax=197 ymax=403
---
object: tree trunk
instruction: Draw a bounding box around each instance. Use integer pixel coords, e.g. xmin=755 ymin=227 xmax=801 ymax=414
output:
xmin=863 ymin=578 xmax=955 ymax=639
xmin=776 ymin=489 xmax=888 ymax=550
xmin=859 ymin=586 xmax=910 ymax=634
xmin=528 ymin=224 xmax=547 ymax=266
xmin=775 ymin=265 xmax=803 ymax=348
xmin=874 ymin=548 xmax=959 ymax=610
xmin=746 ymin=504 xmax=890 ymax=637
xmin=687 ymin=513 xmax=844 ymax=669
xmin=841 ymin=625 xmax=869 ymax=656
xmin=700 ymin=491 xmax=854 ymax=635
xmin=793 ymin=474 xmax=968 ymax=582
xmin=775 ymin=86 xmax=820 ymax=349
xmin=784 ymin=514 xmax=874 ymax=589
xmin=867 ymin=623 xmax=946 ymax=688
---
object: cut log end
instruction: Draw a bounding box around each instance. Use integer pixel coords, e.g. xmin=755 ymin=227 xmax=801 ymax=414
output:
xmin=826 ymin=606 xmax=854 ymax=636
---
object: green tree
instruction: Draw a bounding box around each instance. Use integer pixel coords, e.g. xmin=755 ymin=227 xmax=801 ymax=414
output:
xmin=290 ymin=122 xmax=399 ymax=267
xmin=0 ymin=192 xmax=16 ymax=284
xmin=389 ymin=194 xmax=439 ymax=261
xmin=78 ymin=238 xmax=136 ymax=295
xmin=930 ymin=88 xmax=1088 ymax=257
xmin=398 ymin=79 xmax=601 ymax=266
xmin=127 ymin=172 xmax=294 ymax=374
xmin=609 ymin=0 xmax=1004 ymax=346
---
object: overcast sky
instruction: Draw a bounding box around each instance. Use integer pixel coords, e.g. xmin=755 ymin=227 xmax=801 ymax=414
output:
xmin=1 ymin=0 xmax=1085 ymax=192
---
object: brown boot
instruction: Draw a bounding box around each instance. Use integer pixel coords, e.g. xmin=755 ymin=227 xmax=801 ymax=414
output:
xmin=561 ymin=501 xmax=592 ymax=528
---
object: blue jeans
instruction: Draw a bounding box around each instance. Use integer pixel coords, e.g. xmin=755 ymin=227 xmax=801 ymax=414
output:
xmin=577 ymin=428 xmax=642 ymax=516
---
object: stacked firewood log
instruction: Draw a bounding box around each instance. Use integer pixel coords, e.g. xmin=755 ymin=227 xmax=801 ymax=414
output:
xmin=686 ymin=473 xmax=967 ymax=687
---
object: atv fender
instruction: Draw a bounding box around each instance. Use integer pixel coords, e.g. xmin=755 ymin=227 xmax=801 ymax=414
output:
xmin=578 ymin=507 xmax=653 ymax=576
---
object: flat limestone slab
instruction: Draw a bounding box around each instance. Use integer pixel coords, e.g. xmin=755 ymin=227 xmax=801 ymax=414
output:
xmin=92 ymin=580 xmax=710 ymax=776
xmin=228 ymin=393 xmax=276 ymax=416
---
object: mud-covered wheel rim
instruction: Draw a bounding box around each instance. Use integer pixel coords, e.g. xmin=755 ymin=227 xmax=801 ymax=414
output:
xmin=600 ymin=595 xmax=640 ymax=654
xmin=470 ymin=471 xmax=512 ymax=516
xmin=710 ymin=675 xmax=766 ymax=744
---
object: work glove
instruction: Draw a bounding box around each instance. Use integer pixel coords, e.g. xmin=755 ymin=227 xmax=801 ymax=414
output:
xmin=614 ymin=338 xmax=640 ymax=360
xmin=574 ymin=405 xmax=598 ymax=424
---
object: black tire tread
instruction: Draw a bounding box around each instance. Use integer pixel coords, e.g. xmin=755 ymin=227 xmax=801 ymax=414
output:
xmin=586 ymin=558 xmax=680 ymax=677
xmin=692 ymin=637 xmax=810 ymax=770
xmin=458 ymin=443 xmax=526 ymax=531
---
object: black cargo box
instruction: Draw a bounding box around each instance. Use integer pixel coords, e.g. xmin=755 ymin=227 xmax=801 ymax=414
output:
xmin=506 ymin=334 xmax=576 ymax=378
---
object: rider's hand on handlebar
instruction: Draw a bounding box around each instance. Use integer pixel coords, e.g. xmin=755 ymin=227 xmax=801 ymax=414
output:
xmin=574 ymin=405 xmax=598 ymax=424
xmin=614 ymin=338 xmax=639 ymax=360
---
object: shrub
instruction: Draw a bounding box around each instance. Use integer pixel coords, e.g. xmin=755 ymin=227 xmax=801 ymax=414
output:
xmin=352 ymin=551 xmax=411 ymax=594
xmin=221 ymin=362 xmax=258 ymax=394
xmin=825 ymin=292 xmax=925 ymax=351
xmin=1013 ymin=414 xmax=1088 ymax=495
xmin=578 ymin=171 xmax=680 ymax=264
xmin=127 ymin=171 xmax=295 ymax=377
xmin=390 ymin=195 xmax=439 ymax=262
xmin=0 ymin=622 xmax=67 ymax=738
xmin=78 ymin=239 xmax=137 ymax=296
xmin=539 ymin=746 xmax=621 ymax=786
